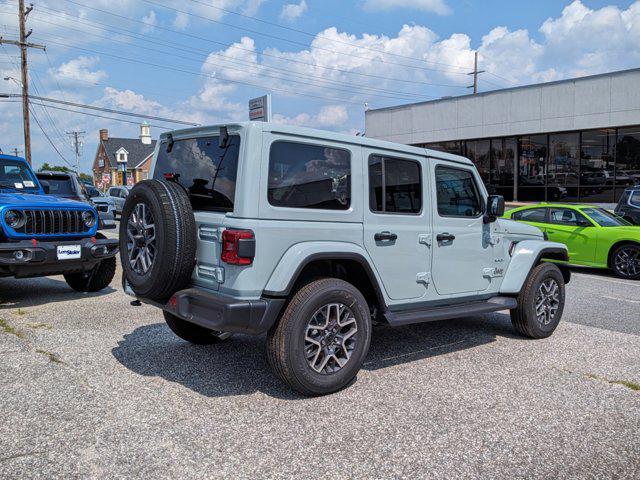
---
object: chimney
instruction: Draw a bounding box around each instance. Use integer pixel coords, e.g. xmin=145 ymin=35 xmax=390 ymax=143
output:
xmin=100 ymin=129 xmax=109 ymax=142
xmin=140 ymin=121 xmax=151 ymax=145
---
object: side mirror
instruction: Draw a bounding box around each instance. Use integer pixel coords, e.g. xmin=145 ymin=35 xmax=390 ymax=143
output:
xmin=484 ymin=195 xmax=505 ymax=223
xmin=40 ymin=180 xmax=50 ymax=194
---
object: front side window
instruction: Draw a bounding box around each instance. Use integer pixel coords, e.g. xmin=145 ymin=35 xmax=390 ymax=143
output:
xmin=512 ymin=208 xmax=547 ymax=223
xmin=549 ymin=208 xmax=588 ymax=227
xmin=154 ymin=135 xmax=240 ymax=212
xmin=369 ymin=155 xmax=421 ymax=214
xmin=435 ymin=166 xmax=483 ymax=217
xmin=268 ymin=141 xmax=350 ymax=210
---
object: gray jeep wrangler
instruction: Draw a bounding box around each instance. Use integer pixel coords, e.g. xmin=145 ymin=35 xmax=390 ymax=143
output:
xmin=121 ymin=122 xmax=569 ymax=396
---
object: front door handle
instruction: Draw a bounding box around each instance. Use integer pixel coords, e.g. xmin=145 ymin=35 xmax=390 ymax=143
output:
xmin=374 ymin=231 xmax=398 ymax=242
xmin=436 ymin=233 xmax=456 ymax=242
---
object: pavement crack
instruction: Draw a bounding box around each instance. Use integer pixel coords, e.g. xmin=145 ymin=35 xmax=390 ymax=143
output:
xmin=0 ymin=451 xmax=48 ymax=463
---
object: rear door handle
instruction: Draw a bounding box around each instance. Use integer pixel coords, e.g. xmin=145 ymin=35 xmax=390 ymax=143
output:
xmin=436 ymin=233 xmax=456 ymax=242
xmin=374 ymin=231 xmax=398 ymax=242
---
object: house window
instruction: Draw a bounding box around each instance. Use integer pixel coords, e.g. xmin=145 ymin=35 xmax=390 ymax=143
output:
xmin=119 ymin=153 xmax=125 ymax=162
xmin=98 ymin=159 xmax=104 ymax=168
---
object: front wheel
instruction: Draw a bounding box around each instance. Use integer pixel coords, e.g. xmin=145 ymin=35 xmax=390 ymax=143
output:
xmin=64 ymin=256 xmax=116 ymax=292
xmin=267 ymin=278 xmax=372 ymax=396
xmin=510 ymin=262 xmax=565 ymax=339
xmin=610 ymin=244 xmax=640 ymax=280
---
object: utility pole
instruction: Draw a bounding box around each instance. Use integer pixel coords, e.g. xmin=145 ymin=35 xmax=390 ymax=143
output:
xmin=467 ymin=51 xmax=485 ymax=94
xmin=67 ymin=131 xmax=85 ymax=173
xmin=0 ymin=1 xmax=45 ymax=165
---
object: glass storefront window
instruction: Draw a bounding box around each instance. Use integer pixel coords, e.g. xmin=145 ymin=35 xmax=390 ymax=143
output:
xmin=423 ymin=141 xmax=463 ymax=156
xmin=616 ymin=127 xmax=640 ymax=200
xmin=490 ymin=138 xmax=516 ymax=201
xmin=548 ymin=133 xmax=579 ymax=202
xmin=465 ymin=139 xmax=490 ymax=184
xmin=580 ymin=129 xmax=615 ymax=203
xmin=518 ymin=135 xmax=547 ymax=201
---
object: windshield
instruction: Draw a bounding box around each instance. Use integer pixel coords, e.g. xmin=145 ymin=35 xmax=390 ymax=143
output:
xmin=153 ymin=134 xmax=240 ymax=212
xmin=0 ymin=160 xmax=40 ymax=191
xmin=38 ymin=175 xmax=75 ymax=195
xmin=582 ymin=208 xmax=631 ymax=227
xmin=85 ymin=185 xmax=102 ymax=198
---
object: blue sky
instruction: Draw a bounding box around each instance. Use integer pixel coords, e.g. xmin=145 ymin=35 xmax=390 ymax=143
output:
xmin=0 ymin=0 xmax=639 ymax=173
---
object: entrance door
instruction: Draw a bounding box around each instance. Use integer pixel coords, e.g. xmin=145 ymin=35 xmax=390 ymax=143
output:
xmin=546 ymin=207 xmax=595 ymax=264
xmin=363 ymin=150 xmax=433 ymax=302
xmin=430 ymin=162 xmax=493 ymax=295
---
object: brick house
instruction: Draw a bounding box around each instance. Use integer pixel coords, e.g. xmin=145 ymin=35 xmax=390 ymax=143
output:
xmin=92 ymin=122 xmax=157 ymax=190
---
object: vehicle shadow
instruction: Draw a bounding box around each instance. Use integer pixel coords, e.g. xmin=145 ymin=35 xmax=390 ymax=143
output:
xmin=111 ymin=312 xmax=517 ymax=400
xmin=0 ymin=276 xmax=116 ymax=309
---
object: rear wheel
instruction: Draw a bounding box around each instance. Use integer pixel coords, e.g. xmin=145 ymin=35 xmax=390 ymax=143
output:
xmin=510 ymin=262 xmax=565 ymax=339
xmin=163 ymin=311 xmax=232 ymax=345
xmin=610 ymin=244 xmax=640 ymax=280
xmin=267 ymin=278 xmax=371 ymax=396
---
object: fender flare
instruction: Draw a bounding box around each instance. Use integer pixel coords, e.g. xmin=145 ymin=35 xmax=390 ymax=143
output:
xmin=262 ymin=242 xmax=387 ymax=309
xmin=500 ymin=241 xmax=569 ymax=295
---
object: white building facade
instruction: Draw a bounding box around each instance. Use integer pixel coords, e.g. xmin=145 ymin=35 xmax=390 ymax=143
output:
xmin=365 ymin=68 xmax=640 ymax=203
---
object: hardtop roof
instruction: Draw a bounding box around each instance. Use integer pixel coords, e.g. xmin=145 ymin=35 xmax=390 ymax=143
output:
xmin=158 ymin=121 xmax=473 ymax=166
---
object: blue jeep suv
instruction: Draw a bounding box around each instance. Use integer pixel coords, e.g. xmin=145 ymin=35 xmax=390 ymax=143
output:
xmin=0 ymin=154 xmax=118 ymax=291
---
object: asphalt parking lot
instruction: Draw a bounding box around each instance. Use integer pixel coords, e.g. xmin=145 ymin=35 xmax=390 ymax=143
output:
xmin=1 ymin=252 xmax=639 ymax=478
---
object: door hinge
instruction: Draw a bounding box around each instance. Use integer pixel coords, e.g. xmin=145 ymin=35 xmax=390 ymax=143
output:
xmin=418 ymin=234 xmax=432 ymax=248
xmin=199 ymin=226 xmax=223 ymax=242
xmin=416 ymin=272 xmax=432 ymax=287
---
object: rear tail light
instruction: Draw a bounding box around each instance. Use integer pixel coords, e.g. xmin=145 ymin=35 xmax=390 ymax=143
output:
xmin=221 ymin=229 xmax=255 ymax=265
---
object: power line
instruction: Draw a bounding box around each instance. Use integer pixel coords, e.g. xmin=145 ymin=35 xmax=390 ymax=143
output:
xmin=28 ymin=101 xmax=179 ymax=129
xmin=28 ymin=104 xmax=74 ymax=168
xmin=26 ymin=2 xmax=465 ymax=90
xmin=139 ymin=0 xmax=474 ymax=76
xmin=28 ymin=15 xmax=431 ymax=102
xmin=183 ymin=0 xmax=474 ymax=73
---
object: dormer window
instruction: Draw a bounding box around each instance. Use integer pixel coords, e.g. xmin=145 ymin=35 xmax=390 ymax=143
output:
xmin=116 ymin=147 xmax=129 ymax=164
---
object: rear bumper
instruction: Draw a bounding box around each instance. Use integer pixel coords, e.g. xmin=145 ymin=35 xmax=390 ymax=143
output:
xmin=0 ymin=237 xmax=119 ymax=278
xmin=129 ymin=283 xmax=285 ymax=335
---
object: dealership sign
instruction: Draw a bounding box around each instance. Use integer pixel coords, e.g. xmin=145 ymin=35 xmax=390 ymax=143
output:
xmin=249 ymin=94 xmax=272 ymax=122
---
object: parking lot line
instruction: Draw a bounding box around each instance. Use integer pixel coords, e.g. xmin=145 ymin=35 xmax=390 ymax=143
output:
xmin=602 ymin=295 xmax=640 ymax=304
xmin=572 ymin=272 xmax=640 ymax=288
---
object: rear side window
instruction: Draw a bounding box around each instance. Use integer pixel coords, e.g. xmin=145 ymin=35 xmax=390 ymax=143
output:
xmin=549 ymin=208 xmax=587 ymax=226
xmin=435 ymin=166 xmax=482 ymax=217
xmin=369 ymin=155 xmax=422 ymax=214
xmin=512 ymin=208 xmax=547 ymax=223
xmin=154 ymin=135 xmax=240 ymax=212
xmin=631 ymin=192 xmax=640 ymax=208
xmin=268 ymin=141 xmax=351 ymax=210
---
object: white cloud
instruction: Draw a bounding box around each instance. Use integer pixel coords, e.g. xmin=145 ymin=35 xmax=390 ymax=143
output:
xmin=173 ymin=11 xmax=189 ymax=30
xmin=51 ymin=56 xmax=108 ymax=87
xmin=280 ymin=1 xmax=308 ymax=22
xmin=362 ymin=0 xmax=451 ymax=15
xmin=141 ymin=10 xmax=157 ymax=34
xmin=272 ymin=105 xmax=348 ymax=128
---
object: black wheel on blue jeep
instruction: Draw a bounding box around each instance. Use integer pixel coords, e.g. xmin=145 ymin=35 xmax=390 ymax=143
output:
xmin=267 ymin=278 xmax=372 ymax=396
xmin=119 ymin=179 xmax=197 ymax=303
xmin=64 ymin=233 xmax=116 ymax=292
xmin=510 ymin=262 xmax=565 ymax=339
xmin=163 ymin=311 xmax=233 ymax=345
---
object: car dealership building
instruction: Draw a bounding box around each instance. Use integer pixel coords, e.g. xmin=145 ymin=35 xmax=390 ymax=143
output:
xmin=365 ymin=68 xmax=640 ymax=203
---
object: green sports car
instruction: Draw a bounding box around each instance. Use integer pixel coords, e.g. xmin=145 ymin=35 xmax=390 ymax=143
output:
xmin=504 ymin=203 xmax=640 ymax=280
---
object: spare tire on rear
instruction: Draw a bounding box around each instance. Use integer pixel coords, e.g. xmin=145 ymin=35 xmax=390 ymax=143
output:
xmin=119 ymin=179 xmax=197 ymax=302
